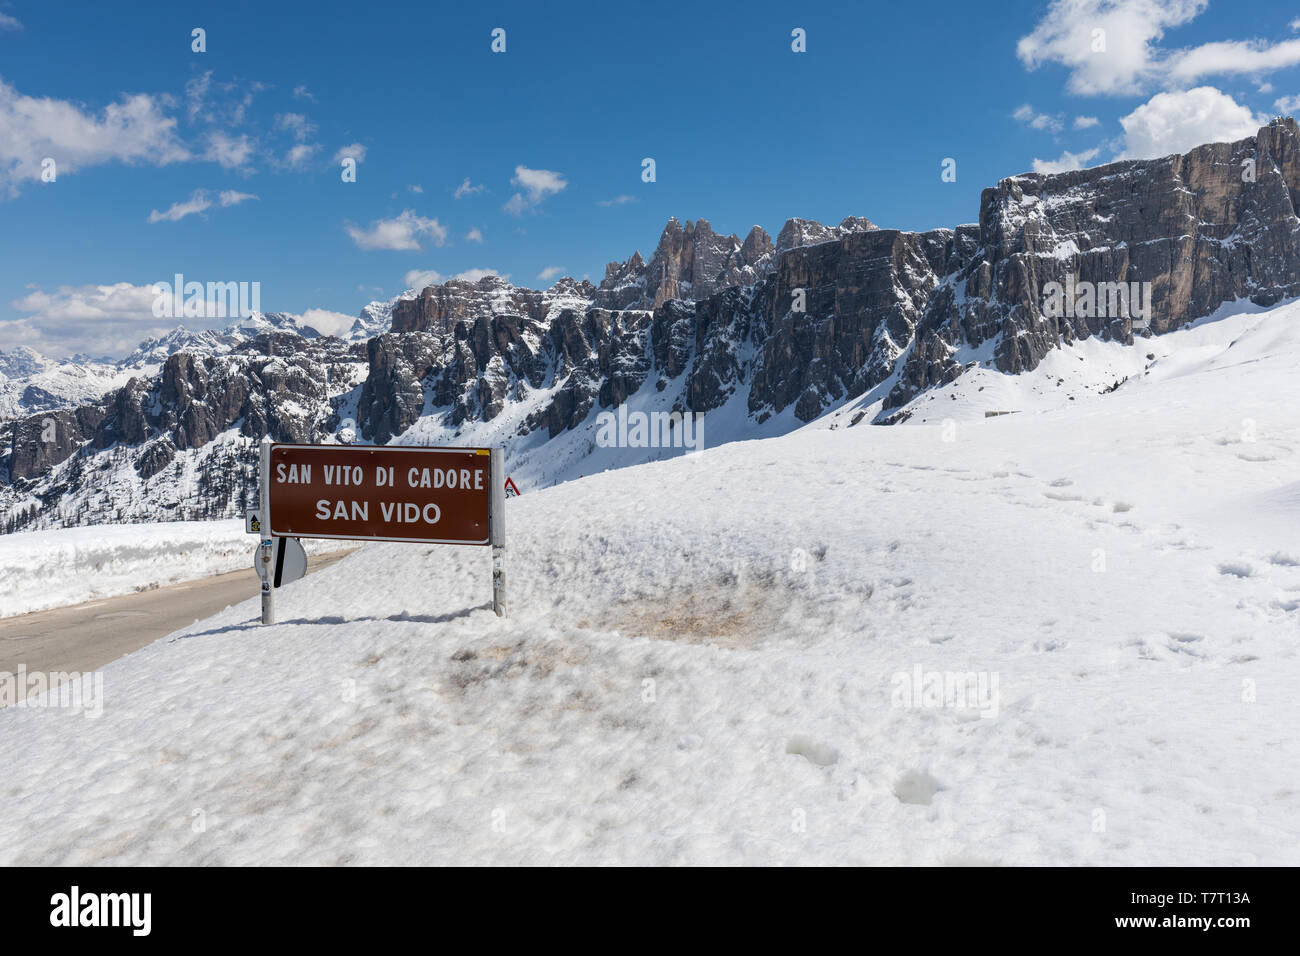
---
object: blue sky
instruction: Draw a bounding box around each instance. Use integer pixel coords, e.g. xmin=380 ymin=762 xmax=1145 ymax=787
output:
xmin=2 ymin=0 xmax=1299 ymax=358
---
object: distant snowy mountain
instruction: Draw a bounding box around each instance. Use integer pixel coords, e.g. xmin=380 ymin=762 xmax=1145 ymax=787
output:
xmin=119 ymin=327 xmax=251 ymax=370
xmin=351 ymin=297 xmax=403 ymax=341
xmin=0 ymin=302 xmax=394 ymax=424
xmin=122 ymin=312 xmax=325 ymax=368
xmin=0 ymin=347 xmax=54 ymax=380
xmin=0 ymin=349 xmax=136 ymax=421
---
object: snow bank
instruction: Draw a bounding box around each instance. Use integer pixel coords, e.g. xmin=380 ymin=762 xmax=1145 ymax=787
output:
xmin=1 ymin=300 xmax=1298 ymax=864
xmin=1 ymin=521 xmax=249 ymax=618
xmin=0 ymin=521 xmax=343 ymax=618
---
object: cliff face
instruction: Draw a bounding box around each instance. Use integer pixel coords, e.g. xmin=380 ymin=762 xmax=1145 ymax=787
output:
xmin=6 ymin=119 xmax=1299 ymax=529
xmin=889 ymin=117 xmax=1300 ymax=408
xmin=752 ymin=226 xmax=954 ymax=421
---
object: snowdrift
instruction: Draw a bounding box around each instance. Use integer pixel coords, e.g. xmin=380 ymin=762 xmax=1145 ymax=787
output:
xmin=1 ymin=521 xmax=253 ymax=618
xmin=0 ymin=521 xmax=347 ymax=619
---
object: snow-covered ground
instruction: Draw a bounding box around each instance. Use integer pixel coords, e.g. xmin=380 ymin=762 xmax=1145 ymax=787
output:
xmin=0 ymin=521 xmax=347 ymax=618
xmin=0 ymin=300 xmax=1297 ymax=864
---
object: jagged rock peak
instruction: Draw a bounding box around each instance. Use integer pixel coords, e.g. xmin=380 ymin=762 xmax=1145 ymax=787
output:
xmin=604 ymin=250 xmax=644 ymax=282
xmin=595 ymin=216 xmax=776 ymax=309
xmin=775 ymin=216 xmax=879 ymax=255
xmin=741 ymin=224 xmax=775 ymax=260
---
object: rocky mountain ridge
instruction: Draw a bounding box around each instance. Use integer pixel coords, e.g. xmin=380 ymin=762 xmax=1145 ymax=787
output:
xmin=4 ymin=117 xmax=1298 ymax=529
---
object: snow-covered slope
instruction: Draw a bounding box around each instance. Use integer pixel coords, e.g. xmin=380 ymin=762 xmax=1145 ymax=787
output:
xmin=819 ymin=296 xmax=1300 ymax=430
xmin=1 ymin=299 xmax=1297 ymax=864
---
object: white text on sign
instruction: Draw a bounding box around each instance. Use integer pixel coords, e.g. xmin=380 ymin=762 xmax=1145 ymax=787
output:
xmin=277 ymin=463 xmax=486 ymax=491
xmin=313 ymin=500 xmax=443 ymax=524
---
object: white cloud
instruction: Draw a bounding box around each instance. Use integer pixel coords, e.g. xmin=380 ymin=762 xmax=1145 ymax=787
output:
xmin=11 ymin=282 xmax=157 ymax=323
xmin=403 ymin=267 xmax=504 ymax=290
xmin=1119 ymin=86 xmax=1263 ymax=159
xmin=537 ymin=266 xmax=566 ymax=281
xmin=465 ymin=228 xmax=483 ymax=243
xmin=147 ymin=188 xmax=258 ymax=223
xmin=3 ymin=284 xmax=354 ymax=358
xmin=1018 ymin=0 xmax=1206 ymax=94
xmin=597 ymin=194 xmax=638 ymax=206
xmin=198 ymin=77 xmax=267 ymax=128
xmin=454 ymin=177 xmax=485 ymax=198
xmin=1276 ymin=94 xmax=1300 ymax=114
xmin=347 ymin=210 xmax=448 ymax=251
xmin=503 ymin=165 xmax=567 ymax=215
xmin=1019 ymin=1 xmax=1300 ymax=95
xmin=403 ymin=269 xmax=443 ymax=289
xmin=333 ymin=142 xmax=367 ymax=164
xmin=1074 ymin=115 xmax=1101 ymax=129
xmin=203 ymin=130 xmax=255 ymax=170
xmin=274 ymin=112 xmax=317 ymax=142
xmin=1032 ymin=148 xmax=1102 ymax=174
xmin=409 ymin=184 xmax=423 ymax=193
xmin=1013 ymin=104 xmax=1064 ymax=133
xmin=292 ymin=85 xmax=315 ymax=101
xmin=293 ymin=308 xmax=355 ymax=338
xmin=457 ymin=268 xmax=503 ymax=283
xmin=148 ymin=192 xmax=211 ymax=224
xmin=271 ymin=114 xmax=321 ymax=170
xmin=0 ymin=12 xmax=21 ymax=30
xmin=1165 ymin=38 xmax=1300 ymax=86
xmin=218 ymin=189 xmax=257 ymax=207
xmin=185 ymin=71 xmax=212 ymax=122
xmin=283 ymin=143 xmax=319 ymax=169
xmin=3 ymin=282 xmax=188 ymax=359
xmin=0 ymin=78 xmax=190 ymax=194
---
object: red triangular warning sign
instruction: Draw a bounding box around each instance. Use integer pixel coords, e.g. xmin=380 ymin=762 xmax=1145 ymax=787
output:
xmin=504 ymin=477 xmax=520 ymax=498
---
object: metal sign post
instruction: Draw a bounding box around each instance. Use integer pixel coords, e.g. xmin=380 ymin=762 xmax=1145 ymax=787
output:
xmin=251 ymin=442 xmax=507 ymax=622
xmin=259 ymin=435 xmax=275 ymax=625
xmin=490 ymin=447 xmax=506 ymax=617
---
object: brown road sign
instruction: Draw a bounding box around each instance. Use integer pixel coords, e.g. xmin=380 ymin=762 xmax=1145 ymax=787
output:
xmin=268 ymin=444 xmax=493 ymax=545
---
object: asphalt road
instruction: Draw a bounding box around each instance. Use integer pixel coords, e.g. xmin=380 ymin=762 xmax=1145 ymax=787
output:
xmin=0 ymin=550 xmax=353 ymax=702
